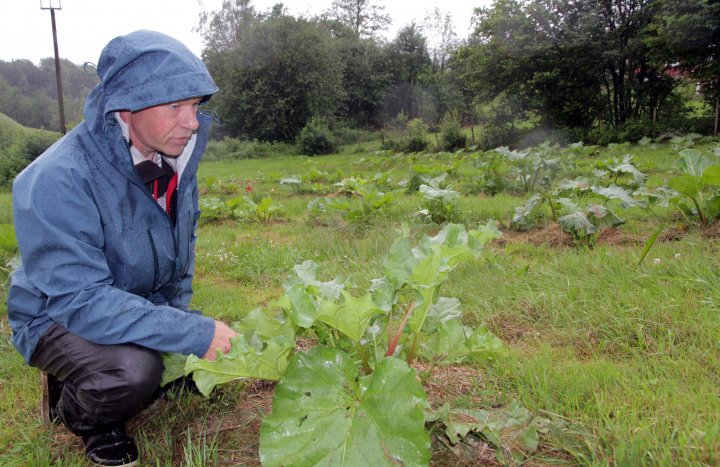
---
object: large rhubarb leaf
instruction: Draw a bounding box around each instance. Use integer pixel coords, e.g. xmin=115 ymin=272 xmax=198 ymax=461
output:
xmin=287 ymin=260 xmax=344 ymax=300
xmin=260 ymin=347 xmax=431 ymax=467
xmin=185 ymin=334 xmax=294 ymax=396
xmin=317 ymin=291 xmax=384 ymax=343
xmin=421 ymin=297 xmax=462 ymax=333
xmin=234 ymin=307 xmax=296 ymax=340
xmin=284 ymin=284 xmax=324 ymax=328
xmin=418 ymin=319 xmax=504 ymax=364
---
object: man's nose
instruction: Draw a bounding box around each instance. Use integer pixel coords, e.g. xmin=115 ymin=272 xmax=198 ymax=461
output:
xmin=181 ymin=108 xmax=199 ymax=131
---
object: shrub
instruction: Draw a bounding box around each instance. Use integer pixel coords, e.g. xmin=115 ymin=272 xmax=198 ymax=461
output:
xmin=405 ymin=118 xmax=429 ymax=153
xmin=0 ymin=130 xmax=59 ymax=186
xmin=439 ymin=111 xmax=467 ymax=152
xmin=296 ymin=118 xmax=337 ymax=156
xmin=0 ymin=151 xmax=27 ymax=186
xmin=204 ymin=137 xmax=276 ymax=161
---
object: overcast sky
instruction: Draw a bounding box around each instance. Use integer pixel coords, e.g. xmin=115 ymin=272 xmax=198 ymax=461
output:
xmin=1 ymin=0 xmax=485 ymax=66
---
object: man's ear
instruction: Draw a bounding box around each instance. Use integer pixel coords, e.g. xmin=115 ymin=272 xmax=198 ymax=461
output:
xmin=118 ymin=110 xmax=131 ymax=124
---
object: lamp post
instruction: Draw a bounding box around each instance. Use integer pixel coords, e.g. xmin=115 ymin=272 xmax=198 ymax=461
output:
xmin=40 ymin=0 xmax=66 ymax=134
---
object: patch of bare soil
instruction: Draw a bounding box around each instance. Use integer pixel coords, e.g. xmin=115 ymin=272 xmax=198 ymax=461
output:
xmin=484 ymin=311 xmax=540 ymax=346
xmin=496 ymin=224 xmax=642 ymax=248
xmin=495 ymin=223 xmax=573 ymax=248
xmin=700 ymin=222 xmax=720 ymax=239
xmin=211 ymin=380 xmax=276 ymax=467
xmin=412 ymin=362 xmax=502 ymax=466
xmin=656 ymin=222 xmax=720 ymax=242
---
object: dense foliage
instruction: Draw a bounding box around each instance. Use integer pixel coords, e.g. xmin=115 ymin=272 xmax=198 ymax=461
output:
xmin=0 ymin=58 xmax=97 ymax=132
xmin=196 ymin=0 xmax=717 ymax=146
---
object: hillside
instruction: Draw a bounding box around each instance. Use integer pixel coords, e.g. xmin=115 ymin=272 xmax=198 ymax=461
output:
xmin=0 ymin=112 xmax=61 ymax=185
xmin=0 ymin=112 xmax=29 ymax=149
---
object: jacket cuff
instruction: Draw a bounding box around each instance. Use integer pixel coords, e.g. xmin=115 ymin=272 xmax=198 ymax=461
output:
xmin=188 ymin=316 xmax=215 ymax=357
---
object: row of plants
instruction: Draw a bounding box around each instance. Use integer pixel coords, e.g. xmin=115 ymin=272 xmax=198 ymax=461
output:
xmin=198 ymin=136 xmax=720 ymax=247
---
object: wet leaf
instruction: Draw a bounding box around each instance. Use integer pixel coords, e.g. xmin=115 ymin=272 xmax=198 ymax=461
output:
xmin=260 ymin=347 xmax=431 ymax=466
xmin=185 ymin=334 xmax=294 ymax=396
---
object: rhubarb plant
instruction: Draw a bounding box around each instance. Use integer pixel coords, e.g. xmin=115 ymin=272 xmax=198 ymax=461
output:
xmin=312 ymin=177 xmax=405 ymax=225
xmin=418 ymin=178 xmax=462 ymax=224
xmin=495 ymin=143 xmax=563 ymax=194
xmin=162 ymin=223 xmax=508 ymax=466
xmin=667 ymin=148 xmax=720 ymax=225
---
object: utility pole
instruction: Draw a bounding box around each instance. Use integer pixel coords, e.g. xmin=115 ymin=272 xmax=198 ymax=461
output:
xmin=40 ymin=0 xmax=66 ymax=134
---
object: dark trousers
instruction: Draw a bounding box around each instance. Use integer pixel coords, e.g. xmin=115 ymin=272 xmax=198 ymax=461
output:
xmin=30 ymin=323 xmax=164 ymax=435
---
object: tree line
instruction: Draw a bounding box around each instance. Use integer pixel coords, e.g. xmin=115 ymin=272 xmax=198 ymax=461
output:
xmin=0 ymin=58 xmax=97 ymax=131
xmin=1 ymin=0 xmax=718 ymax=147
xmin=200 ymin=0 xmax=719 ymax=146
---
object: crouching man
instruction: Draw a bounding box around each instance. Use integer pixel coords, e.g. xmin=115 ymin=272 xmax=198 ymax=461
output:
xmin=7 ymin=30 xmax=236 ymax=466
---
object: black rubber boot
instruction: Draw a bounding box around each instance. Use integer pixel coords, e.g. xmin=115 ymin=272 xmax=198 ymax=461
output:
xmin=82 ymin=425 xmax=138 ymax=467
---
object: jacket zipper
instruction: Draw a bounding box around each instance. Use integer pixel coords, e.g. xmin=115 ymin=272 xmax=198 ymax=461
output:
xmin=146 ymin=229 xmax=160 ymax=292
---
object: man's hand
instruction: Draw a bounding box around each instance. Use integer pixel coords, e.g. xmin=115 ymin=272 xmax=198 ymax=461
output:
xmin=202 ymin=320 xmax=237 ymax=361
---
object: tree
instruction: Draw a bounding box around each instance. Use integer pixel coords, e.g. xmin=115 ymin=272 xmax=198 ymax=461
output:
xmin=327 ymin=0 xmax=391 ymax=38
xmin=422 ymin=8 xmax=458 ymax=74
xmin=201 ymin=8 xmax=345 ymax=141
xmin=452 ymin=0 xmax=693 ymax=136
xmin=335 ymin=34 xmax=393 ymax=127
xmin=646 ymin=0 xmax=720 ymax=133
xmin=383 ymin=23 xmax=432 ymax=121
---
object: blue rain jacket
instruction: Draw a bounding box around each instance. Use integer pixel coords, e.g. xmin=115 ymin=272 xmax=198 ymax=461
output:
xmin=7 ymin=30 xmax=220 ymax=363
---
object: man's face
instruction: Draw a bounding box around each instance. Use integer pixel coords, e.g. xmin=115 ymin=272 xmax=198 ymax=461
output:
xmin=119 ymin=98 xmax=202 ymax=158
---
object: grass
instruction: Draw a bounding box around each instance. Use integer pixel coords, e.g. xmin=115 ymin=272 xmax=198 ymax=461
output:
xmin=1 ymin=138 xmax=720 ymax=465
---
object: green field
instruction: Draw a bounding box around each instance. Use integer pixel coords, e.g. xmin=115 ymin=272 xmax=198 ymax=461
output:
xmin=2 ymin=137 xmax=720 ymax=465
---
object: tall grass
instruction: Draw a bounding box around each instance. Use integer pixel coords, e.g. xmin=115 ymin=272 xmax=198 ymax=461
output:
xmin=1 ymin=138 xmax=720 ymax=464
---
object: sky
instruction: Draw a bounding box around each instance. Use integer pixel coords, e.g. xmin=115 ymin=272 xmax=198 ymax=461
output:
xmin=1 ymin=0 xmax=485 ymax=66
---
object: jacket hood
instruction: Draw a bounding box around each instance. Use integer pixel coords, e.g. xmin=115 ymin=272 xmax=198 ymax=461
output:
xmin=84 ymin=30 xmax=219 ymax=123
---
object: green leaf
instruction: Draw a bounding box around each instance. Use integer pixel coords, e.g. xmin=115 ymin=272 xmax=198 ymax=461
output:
xmin=668 ymin=174 xmax=702 ymax=199
xmin=186 ymin=334 xmax=294 ymax=396
xmin=317 ymin=291 xmax=384 ymax=342
xmin=287 ymin=260 xmax=344 ymax=300
xmin=422 ymin=297 xmax=462 ymax=333
xmin=285 ymin=284 xmax=323 ymax=328
xmin=160 ymin=352 xmax=189 ymax=387
xmin=431 ymin=399 xmax=549 ymax=461
xmin=701 ymin=165 xmax=720 ymax=186
xmin=383 ymin=235 xmax=415 ymax=288
xmin=234 ymin=307 xmax=296 ymax=341
xmin=587 ymin=205 xmax=624 ymax=230
xmin=419 ymin=184 xmax=460 ymax=201
xmin=511 ymin=194 xmax=542 ymax=230
xmin=592 ymin=184 xmax=646 ymax=208
xmin=557 ymin=197 xmax=581 ymax=214
xmin=559 ymin=211 xmax=596 ymax=235
xmin=369 ymin=277 xmax=395 ymax=312
xmin=408 ymin=285 xmax=439 ymax=333
xmin=418 ymin=319 xmax=504 ymax=364
xmin=609 ymin=155 xmax=647 ymax=184
xmin=677 ymin=149 xmax=713 ymax=176
xmin=705 ymin=195 xmax=720 ymax=221
xmin=260 ymin=348 xmax=431 ymax=467
xmin=409 ymin=253 xmax=447 ymax=288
